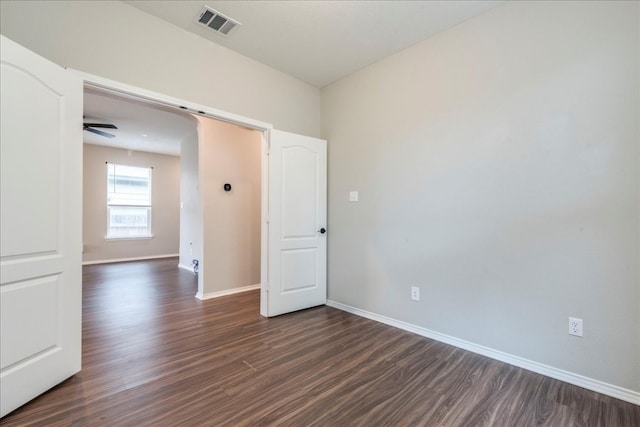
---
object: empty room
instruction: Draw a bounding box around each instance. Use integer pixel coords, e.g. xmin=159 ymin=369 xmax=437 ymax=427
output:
xmin=0 ymin=1 xmax=638 ymax=425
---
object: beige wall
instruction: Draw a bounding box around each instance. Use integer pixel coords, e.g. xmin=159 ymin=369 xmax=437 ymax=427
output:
xmin=83 ymin=144 xmax=180 ymax=263
xmin=0 ymin=0 xmax=321 ymax=137
xmin=322 ymin=1 xmax=639 ymax=393
xmin=196 ymin=117 xmax=262 ymax=297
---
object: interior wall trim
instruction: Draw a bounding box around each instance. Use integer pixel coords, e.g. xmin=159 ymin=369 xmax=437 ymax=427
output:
xmin=195 ymin=284 xmax=261 ymax=301
xmin=82 ymin=254 xmax=179 ymax=265
xmin=178 ymin=263 xmax=196 ymax=273
xmin=326 ymin=299 xmax=640 ymax=406
xmin=69 ymin=69 xmax=273 ymax=132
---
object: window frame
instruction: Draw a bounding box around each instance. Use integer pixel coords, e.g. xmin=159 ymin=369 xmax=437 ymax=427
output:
xmin=105 ymin=163 xmax=154 ymax=240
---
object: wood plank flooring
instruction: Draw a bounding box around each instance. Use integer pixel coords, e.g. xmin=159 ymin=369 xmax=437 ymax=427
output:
xmin=1 ymin=258 xmax=638 ymax=426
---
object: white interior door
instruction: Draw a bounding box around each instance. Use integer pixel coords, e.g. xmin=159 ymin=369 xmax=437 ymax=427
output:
xmin=0 ymin=36 xmax=83 ymax=417
xmin=266 ymin=130 xmax=327 ymax=317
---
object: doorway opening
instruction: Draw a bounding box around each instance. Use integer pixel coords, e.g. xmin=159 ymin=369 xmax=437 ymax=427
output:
xmin=81 ymin=84 xmax=267 ymax=314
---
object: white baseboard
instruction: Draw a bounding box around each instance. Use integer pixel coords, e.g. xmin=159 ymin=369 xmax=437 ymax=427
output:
xmin=326 ymin=299 xmax=640 ymax=406
xmin=178 ymin=263 xmax=195 ymax=272
xmin=82 ymin=254 xmax=179 ymax=265
xmin=195 ymin=284 xmax=260 ymax=301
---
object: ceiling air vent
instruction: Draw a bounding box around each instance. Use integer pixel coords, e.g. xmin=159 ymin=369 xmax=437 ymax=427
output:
xmin=195 ymin=6 xmax=240 ymax=36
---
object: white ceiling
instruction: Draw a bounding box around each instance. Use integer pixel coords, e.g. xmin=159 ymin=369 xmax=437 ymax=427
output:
xmin=84 ymin=88 xmax=196 ymax=156
xmin=87 ymin=1 xmax=502 ymax=155
xmin=124 ymin=0 xmax=503 ymax=87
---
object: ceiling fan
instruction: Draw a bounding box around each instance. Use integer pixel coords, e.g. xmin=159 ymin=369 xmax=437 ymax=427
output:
xmin=83 ymin=121 xmax=118 ymax=138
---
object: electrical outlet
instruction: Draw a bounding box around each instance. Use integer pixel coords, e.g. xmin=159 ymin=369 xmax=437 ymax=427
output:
xmin=410 ymin=286 xmax=420 ymax=301
xmin=569 ymin=317 xmax=583 ymax=337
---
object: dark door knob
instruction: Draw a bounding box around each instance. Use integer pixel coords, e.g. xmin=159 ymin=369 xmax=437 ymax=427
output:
xmin=318 ymin=228 xmax=327 ymax=234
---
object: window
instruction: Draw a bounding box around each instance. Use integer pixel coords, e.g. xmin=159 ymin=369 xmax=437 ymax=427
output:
xmin=106 ymin=163 xmax=152 ymax=239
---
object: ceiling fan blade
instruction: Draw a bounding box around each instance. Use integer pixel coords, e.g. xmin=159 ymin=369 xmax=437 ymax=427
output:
xmin=85 ymin=127 xmax=116 ymax=138
xmin=83 ymin=123 xmax=117 ymax=129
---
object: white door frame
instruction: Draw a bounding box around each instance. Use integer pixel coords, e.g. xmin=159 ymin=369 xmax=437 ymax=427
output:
xmin=70 ymin=69 xmax=273 ymax=316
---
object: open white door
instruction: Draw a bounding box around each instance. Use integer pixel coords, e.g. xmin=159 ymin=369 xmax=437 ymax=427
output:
xmin=266 ymin=130 xmax=327 ymax=317
xmin=0 ymin=36 xmax=83 ymax=417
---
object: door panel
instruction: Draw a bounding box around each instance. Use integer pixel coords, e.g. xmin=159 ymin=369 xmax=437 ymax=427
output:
xmin=267 ymin=130 xmax=327 ymax=317
xmin=282 ymin=146 xmax=318 ymax=237
xmin=0 ymin=35 xmax=83 ymax=417
xmin=281 ymin=248 xmax=318 ymax=293
xmin=1 ymin=277 xmax=59 ymax=368
xmin=1 ymin=61 xmax=61 ymax=257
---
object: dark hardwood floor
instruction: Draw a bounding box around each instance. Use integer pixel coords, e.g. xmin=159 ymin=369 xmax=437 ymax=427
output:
xmin=1 ymin=258 xmax=638 ymax=426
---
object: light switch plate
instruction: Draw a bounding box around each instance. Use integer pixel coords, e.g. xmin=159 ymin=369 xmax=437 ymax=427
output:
xmin=349 ymin=191 xmax=359 ymax=202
